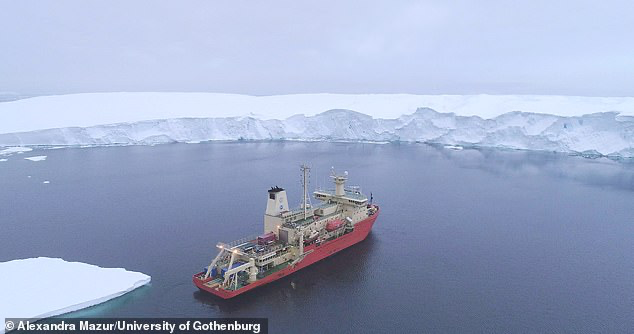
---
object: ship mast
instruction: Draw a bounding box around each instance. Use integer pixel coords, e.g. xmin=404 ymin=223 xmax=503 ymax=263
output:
xmin=330 ymin=167 xmax=348 ymax=196
xmin=300 ymin=163 xmax=312 ymax=220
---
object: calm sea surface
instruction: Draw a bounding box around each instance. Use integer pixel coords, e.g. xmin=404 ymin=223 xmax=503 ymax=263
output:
xmin=1 ymin=142 xmax=634 ymax=333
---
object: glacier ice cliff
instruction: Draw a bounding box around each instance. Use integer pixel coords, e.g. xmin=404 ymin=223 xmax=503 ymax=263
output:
xmin=0 ymin=108 xmax=632 ymax=158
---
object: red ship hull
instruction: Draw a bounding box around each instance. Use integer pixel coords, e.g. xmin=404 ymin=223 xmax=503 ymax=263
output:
xmin=193 ymin=208 xmax=379 ymax=299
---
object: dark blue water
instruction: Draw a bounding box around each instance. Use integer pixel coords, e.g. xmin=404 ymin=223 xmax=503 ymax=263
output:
xmin=1 ymin=142 xmax=634 ymax=333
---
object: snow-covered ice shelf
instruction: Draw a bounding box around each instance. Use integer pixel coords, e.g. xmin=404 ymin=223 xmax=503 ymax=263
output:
xmin=0 ymin=257 xmax=150 ymax=334
xmin=0 ymin=93 xmax=632 ymax=158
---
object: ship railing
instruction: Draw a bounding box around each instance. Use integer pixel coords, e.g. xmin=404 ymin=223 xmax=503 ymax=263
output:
xmin=217 ymin=238 xmax=287 ymax=259
xmin=261 ymin=243 xmax=286 ymax=253
xmin=314 ymin=187 xmax=367 ymax=201
xmin=220 ymin=235 xmax=259 ymax=249
xmin=245 ymin=243 xmax=286 ymax=259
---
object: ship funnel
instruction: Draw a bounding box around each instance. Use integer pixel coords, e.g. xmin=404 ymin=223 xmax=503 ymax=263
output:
xmin=266 ymin=186 xmax=289 ymax=216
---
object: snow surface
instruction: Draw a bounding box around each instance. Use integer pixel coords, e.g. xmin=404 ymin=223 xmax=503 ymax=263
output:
xmin=23 ymin=155 xmax=47 ymax=161
xmin=0 ymin=93 xmax=633 ymax=157
xmin=0 ymin=257 xmax=150 ymax=333
xmin=1 ymin=93 xmax=633 ymax=134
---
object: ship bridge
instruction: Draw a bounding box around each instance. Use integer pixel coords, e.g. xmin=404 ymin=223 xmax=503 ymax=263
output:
xmin=313 ymin=169 xmax=368 ymax=206
xmin=314 ymin=188 xmax=368 ymax=206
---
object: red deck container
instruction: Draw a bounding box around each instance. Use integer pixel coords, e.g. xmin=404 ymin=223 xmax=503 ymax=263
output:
xmin=257 ymin=232 xmax=276 ymax=244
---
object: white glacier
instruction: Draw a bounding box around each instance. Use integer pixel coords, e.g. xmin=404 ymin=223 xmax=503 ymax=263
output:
xmin=0 ymin=257 xmax=150 ymax=334
xmin=0 ymin=93 xmax=632 ymax=158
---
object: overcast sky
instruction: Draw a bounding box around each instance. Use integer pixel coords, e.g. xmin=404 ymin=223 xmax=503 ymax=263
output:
xmin=1 ymin=0 xmax=633 ymax=96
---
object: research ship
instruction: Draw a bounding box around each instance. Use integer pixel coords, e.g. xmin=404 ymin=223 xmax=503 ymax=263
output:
xmin=193 ymin=165 xmax=380 ymax=299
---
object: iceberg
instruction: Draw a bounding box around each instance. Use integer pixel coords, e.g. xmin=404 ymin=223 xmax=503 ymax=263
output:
xmin=0 ymin=93 xmax=632 ymax=158
xmin=445 ymin=145 xmax=464 ymax=151
xmin=0 ymin=257 xmax=150 ymax=333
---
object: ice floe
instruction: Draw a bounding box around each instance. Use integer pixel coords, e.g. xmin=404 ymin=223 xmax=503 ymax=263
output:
xmin=0 ymin=147 xmax=32 ymax=156
xmin=24 ymin=155 xmax=47 ymax=162
xmin=0 ymin=257 xmax=150 ymax=333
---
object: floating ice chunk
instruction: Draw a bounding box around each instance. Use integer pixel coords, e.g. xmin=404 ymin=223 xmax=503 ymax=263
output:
xmin=444 ymin=145 xmax=464 ymax=151
xmin=43 ymin=180 xmax=50 ymax=184
xmin=0 ymin=158 xmax=7 ymax=162
xmin=24 ymin=155 xmax=47 ymax=162
xmin=0 ymin=147 xmax=32 ymax=156
xmin=0 ymin=257 xmax=151 ymax=333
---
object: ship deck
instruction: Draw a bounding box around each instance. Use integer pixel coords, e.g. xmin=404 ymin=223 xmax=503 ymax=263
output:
xmin=262 ymin=261 xmax=290 ymax=277
xmin=224 ymin=261 xmax=291 ymax=291
xmin=284 ymin=209 xmax=340 ymax=228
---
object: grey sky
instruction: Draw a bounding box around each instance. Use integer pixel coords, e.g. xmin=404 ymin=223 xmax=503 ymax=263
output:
xmin=1 ymin=0 xmax=633 ymax=96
